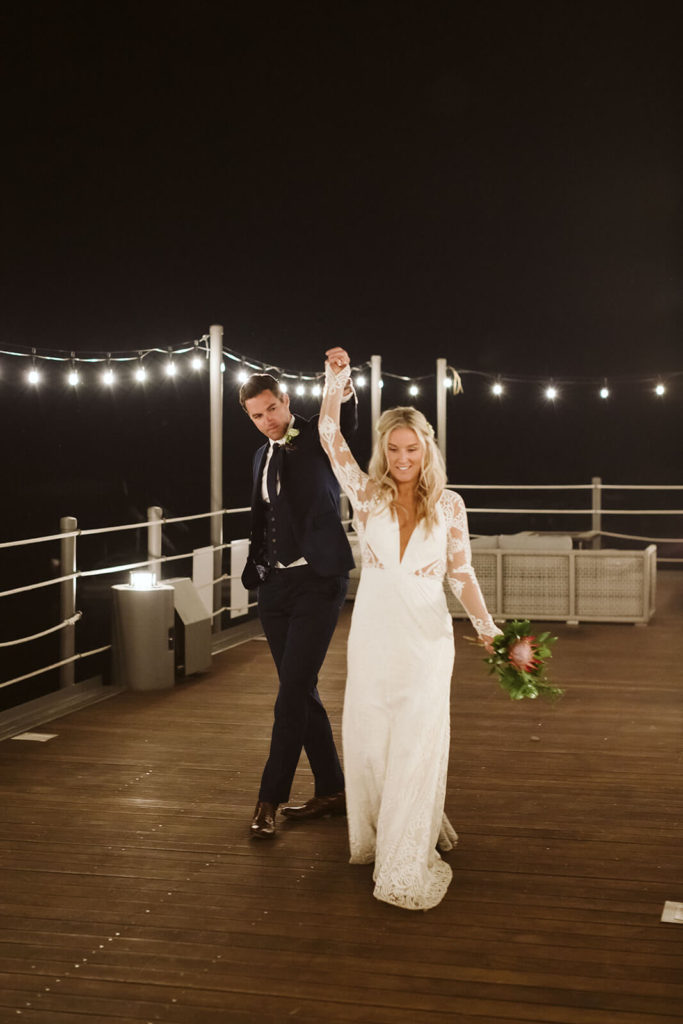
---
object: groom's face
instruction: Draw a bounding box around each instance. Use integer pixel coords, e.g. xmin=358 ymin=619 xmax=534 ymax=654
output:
xmin=244 ymin=388 xmax=292 ymax=441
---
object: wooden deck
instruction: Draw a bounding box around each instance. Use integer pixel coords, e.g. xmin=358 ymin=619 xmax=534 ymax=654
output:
xmin=1 ymin=574 xmax=682 ymax=1024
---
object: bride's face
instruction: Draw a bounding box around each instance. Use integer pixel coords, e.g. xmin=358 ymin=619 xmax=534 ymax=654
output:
xmin=386 ymin=427 xmax=423 ymax=486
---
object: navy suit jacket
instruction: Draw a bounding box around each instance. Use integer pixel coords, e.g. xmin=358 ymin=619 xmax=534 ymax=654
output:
xmin=241 ymin=401 xmax=357 ymax=588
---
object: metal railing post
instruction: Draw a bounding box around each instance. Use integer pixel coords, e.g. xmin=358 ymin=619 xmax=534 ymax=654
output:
xmin=370 ymin=354 xmax=382 ymax=441
xmin=591 ymin=476 xmax=602 ymax=549
xmin=209 ymin=324 xmax=224 ymax=631
xmin=59 ymin=516 xmax=77 ymax=688
xmin=436 ymin=357 xmax=447 ymax=472
xmin=147 ymin=506 xmax=163 ymax=577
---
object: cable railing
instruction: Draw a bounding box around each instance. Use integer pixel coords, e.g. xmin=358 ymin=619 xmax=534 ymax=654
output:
xmin=0 ymin=505 xmax=254 ymax=697
xmin=450 ymin=480 xmax=683 ymax=550
xmin=1 ymin=480 xmax=681 ymax=703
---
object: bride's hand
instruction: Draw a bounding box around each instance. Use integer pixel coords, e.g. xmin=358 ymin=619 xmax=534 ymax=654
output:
xmin=325 ymin=346 xmax=350 ymax=373
xmin=480 ymin=636 xmax=496 ymax=655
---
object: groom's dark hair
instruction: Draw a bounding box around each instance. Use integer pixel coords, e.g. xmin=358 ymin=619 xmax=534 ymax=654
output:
xmin=239 ymin=373 xmax=286 ymax=410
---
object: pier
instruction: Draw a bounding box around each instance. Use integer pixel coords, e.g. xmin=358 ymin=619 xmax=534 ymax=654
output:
xmin=1 ymin=571 xmax=681 ymax=1023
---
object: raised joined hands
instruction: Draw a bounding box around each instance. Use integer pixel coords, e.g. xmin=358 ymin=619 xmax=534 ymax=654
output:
xmin=325 ymin=347 xmax=350 ymax=373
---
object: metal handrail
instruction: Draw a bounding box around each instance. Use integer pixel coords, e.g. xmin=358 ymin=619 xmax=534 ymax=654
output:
xmin=452 ymin=483 xmax=683 ymax=490
xmin=463 ymin=507 xmax=683 ymax=515
xmin=0 ymin=507 xmax=251 ymax=550
xmin=0 ymin=504 xmax=253 ymax=694
xmin=1 ymin=482 xmax=681 ymax=694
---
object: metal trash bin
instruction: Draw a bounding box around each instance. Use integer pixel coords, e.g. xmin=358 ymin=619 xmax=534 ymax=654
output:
xmin=111 ymin=583 xmax=175 ymax=691
xmin=165 ymin=577 xmax=212 ymax=676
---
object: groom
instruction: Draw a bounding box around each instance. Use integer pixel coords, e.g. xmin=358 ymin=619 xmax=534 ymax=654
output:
xmin=239 ymin=350 xmax=356 ymax=838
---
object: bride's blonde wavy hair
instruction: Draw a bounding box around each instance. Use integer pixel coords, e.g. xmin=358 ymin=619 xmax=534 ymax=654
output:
xmin=368 ymin=407 xmax=447 ymax=529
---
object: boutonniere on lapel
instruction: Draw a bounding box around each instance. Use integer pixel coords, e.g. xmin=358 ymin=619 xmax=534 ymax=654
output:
xmin=283 ymin=426 xmax=300 ymax=449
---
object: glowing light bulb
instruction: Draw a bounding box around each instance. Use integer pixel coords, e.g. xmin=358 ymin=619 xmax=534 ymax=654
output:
xmin=28 ymin=367 xmax=41 ymax=385
xmin=236 ymin=368 xmax=249 ymax=383
xmin=378 ymin=379 xmax=384 ymax=389
xmin=102 ymin=368 xmax=115 ymax=386
xmin=220 ymin=362 xmax=225 ymax=373
xmin=135 ymin=365 xmax=147 ymax=382
xmin=545 ymin=385 xmax=558 ymax=400
xmin=296 ymin=383 xmax=305 ymax=396
xmin=355 ymin=375 xmax=366 ymax=387
xmin=491 ymin=382 xmax=504 ymax=396
xmin=311 ymin=383 xmax=321 ymax=396
xmin=130 ymin=571 xmax=157 ymax=590
xmin=655 ymin=382 xmax=666 ymax=396
xmin=600 ymin=386 xmax=610 ymax=399
xmin=280 ymin=381 xmax=288 ymax=392
xmin=191 ymin=355 xmax=203 ymax=371
xmin=165 ymin=361 xmax=177 ymax=377
xmin=443 ymin=377 xmax=452 ymax=388
xmin=409 ymin=384 xmax=419 ymax=396
xmin=68 ymin=370 xmax=79 ymax=386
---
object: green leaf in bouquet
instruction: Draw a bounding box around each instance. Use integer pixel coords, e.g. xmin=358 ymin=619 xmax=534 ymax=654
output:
xmin=482 ymin=618 xmax=562 ymax=701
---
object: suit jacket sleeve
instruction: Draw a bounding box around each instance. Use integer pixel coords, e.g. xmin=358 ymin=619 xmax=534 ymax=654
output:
xmin=339 ymin=388 xmax=358 ymax=438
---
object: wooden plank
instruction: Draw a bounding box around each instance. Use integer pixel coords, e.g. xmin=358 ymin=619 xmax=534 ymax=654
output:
xmin=0 ymin=572 xmax=681 ymax=1023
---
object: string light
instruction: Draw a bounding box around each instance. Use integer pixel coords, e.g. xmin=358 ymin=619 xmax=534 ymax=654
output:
xmin=1 ymin=340 xmax=679 ymax=407
xmin=102 ymin=356 xmax=115 ymax=386
xmin=280 ymin=381 xmax=288 ymax=392
xmin=27 ymin=349 xmax=41 ymax=385
xmin=66 ymin=353 xmax=79 ymax=387
xmin=191 ymin=341 xmax=204 ymax=371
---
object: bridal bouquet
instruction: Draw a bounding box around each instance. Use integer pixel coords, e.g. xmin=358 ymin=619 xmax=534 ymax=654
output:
xmin=484 ymin=620 xmax=562 ymax=701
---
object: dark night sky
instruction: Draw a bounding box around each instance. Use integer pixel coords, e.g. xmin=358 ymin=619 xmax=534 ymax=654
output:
xmin=1 ymin=0 xmax=682 ymax=536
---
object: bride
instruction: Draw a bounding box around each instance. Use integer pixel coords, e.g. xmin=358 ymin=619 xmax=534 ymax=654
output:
xmin=319 ymin=347 xmax=500 ymax=911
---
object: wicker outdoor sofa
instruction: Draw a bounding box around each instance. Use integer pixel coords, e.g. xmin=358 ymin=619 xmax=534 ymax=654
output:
xmin=346 ymin=532 xmax=656 ymax=625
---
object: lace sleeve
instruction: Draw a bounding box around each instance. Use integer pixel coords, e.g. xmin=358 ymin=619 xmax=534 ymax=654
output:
xmin=319 ymin=364 xmax=375 ymax=525
xmin=443 ymin=490 xmax=501 ymax=640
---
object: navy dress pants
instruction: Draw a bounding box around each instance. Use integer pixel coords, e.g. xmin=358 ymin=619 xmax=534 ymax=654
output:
xmin=257 ymin=565 xmax=347 ymax=804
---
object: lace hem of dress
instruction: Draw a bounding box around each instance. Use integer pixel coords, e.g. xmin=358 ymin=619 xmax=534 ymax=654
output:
xmin=374 ymin=860 xmax=454 ymax=911
xmin=349 ymin=814 xmax=459 ymax=910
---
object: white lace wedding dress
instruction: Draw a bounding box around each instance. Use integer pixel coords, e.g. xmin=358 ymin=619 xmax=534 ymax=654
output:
xmin=319 ymin=365 xmax=499 ymax=911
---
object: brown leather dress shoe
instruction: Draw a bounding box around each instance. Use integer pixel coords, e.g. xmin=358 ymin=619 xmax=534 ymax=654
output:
xmin=250 ymin=800 xmax=278 ymax=838
xmin=281 ymin=791 xmax=346 ymax=821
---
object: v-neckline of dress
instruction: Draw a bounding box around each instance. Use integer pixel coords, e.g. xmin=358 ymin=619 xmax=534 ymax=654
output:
xmin=398 ymin=520 xmax=418 ymax=564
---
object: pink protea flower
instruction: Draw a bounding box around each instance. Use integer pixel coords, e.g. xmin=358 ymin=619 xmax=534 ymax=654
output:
xmin=507 ymin=637 xmax=541 ymax=672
